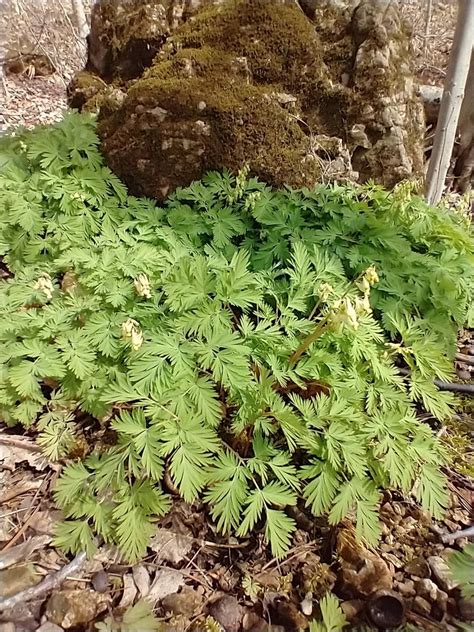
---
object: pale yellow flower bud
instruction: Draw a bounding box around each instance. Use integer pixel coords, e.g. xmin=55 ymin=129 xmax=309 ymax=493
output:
xmin=354 ymin=294 xmax=371 ymax=316
xmin=121 ymin=319 xmax=143 ymax=351
xmin=134 ymin=273 xmax=152 ymax=299
xmin=329 ymin=297 xmax=359 ymax=330
xmin=342 ymin=297 xmax=359 ymax=329
xmin=130 ymin=328 xmax=144 ymax=351
xmin=34 ymin=273 xmax=54 ymax=301
xmin=357 ymin=277 xmax=370 ymax=294
xmin=364 ymin=266 xmax=379 ymax=286
xmin=122 ymin=318 xmax=139 ymax=338
xmin=318 ymin=282 xmax=334 ymax=302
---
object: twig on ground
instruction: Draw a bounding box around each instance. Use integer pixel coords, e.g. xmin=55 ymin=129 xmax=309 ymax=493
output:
xmin=441 ymin=524 xmax=474 ymax=544
xmin=0 ymin=534 xmax=51 ymax=571
xmin=0 ymin=481 xmax=42 ymax=504
xmin=0 ymin=435 xmax=43 ymax=452
xmin=398 ymin=367 xmax=474 ymax=394
xmin=456 ymin=352 xmax=474 ymax=367
xmin=2 ymin=476 xmax=49 ymax=551
xmin=261 ymin=541 xmax=316 ymax=572
xmin=0 ymin=551 xmax=87 ymax=611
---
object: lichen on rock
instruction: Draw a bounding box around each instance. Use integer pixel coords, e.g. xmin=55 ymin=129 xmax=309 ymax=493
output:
xmin=70 ymin=0 xmax=425 ymax=201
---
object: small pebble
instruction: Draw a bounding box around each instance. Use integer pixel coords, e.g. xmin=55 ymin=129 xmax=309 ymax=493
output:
xmin=428 ymin=555 xmax=459 ymax=592
xmin=384 ymin=553 xmax=403 ymax=569
xmin=91 ymin=570 xmax=109 ymax=593
xmin=415 ymin=578 xmax=438 ymax=601
xmin=436 ymin=590 xmax=448 ymax=612
xmin=413 ymin=595 xmax=432 ymax=616
xmin=405 ymin=557 xmax=431 ymax=579
xmin=300 ymin=592 xmax=313 ymax=616
xmin=459 ymin=597 xmax=474 ymax=621
xmin=36 ymin=624 xmax=64 ymax=632
xmin=397 ymin=579 xmax=415 ymax=597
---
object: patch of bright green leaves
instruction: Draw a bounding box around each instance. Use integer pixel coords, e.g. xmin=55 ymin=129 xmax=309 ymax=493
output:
xmin=1 ymin=114 xmax=473 ymax=560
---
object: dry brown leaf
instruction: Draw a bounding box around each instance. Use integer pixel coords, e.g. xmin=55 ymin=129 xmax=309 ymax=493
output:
xmin=132 ymin=565 xmax=150 ymax=598
xmin=27 ymin=510 xmax=63 ymax=537
xmin=0 ymin=440 xmax=48 ymax=472
xmin=149 ymin=528 xmax=193 ymax=565
xmin=118 ymin=573 xmax=137 ymax=610
xmin=0 ymin=535 xmax=51 ymax=570
xmin=145 ymin=569 xmax=185 ymax=605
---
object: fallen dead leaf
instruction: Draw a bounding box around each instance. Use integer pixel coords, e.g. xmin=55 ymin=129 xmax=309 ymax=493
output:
xmin=27 ymin=510 xmax=63 ymax=537
xmin=0 ymin=440 xmax=49 ymax=472
xmin=0 ymin=535 xmax=51 ymax=570
xmin=149 ymin=528 xmax=193 ymax=565
xmin=118 ymin=573 xmax=137 ymax=609
xmin=146 ymin=569 xmax=185 ymax=605
xmin=337 ymin=527 xmax=393 ymax=597
xmin=132 ymin=565 xmax=150 ymax=598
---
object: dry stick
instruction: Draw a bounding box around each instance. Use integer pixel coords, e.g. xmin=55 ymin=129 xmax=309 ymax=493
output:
xmin=441 ymin=524 xmax=474 ymax=543
xmin=423 ymin=0 xmax=433 ymax=59
xmin=398 ymin=367 xmax=474 ymax=394
xmin=0 ymin=551 xmax=87 ymax=611
xmin=0 ymin=481 xmax=42 ymax=505
xmin=0 ymin=435 xmax=43 ymax=452
xmin=456 ymin=352 xmax=474 ymax=366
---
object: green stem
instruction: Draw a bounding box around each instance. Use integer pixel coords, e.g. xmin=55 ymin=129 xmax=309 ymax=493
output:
xmin=289 ymin=317 xmax=329 ymax=367
xmin=289 ymin=271 xmax=367 ymax=368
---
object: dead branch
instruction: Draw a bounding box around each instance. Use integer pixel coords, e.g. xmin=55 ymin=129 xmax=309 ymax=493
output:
xmin=441 ymin=524 xmax=474 ymax=543
xmin=0 ymin=551 xmax=87 ymax=612
xmin=456 ymin=352 xmax=474 ymax=366
xmin=398 ymin=367 xmax=474 ymax=394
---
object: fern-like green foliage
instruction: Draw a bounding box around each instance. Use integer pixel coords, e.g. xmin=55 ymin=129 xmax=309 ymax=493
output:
xmin=96 ymin=600 xmax=162 ymax=632
xmin=448 ymin=544 xmax=474 ymax=599
xmin=1 ymin=114 xmax=473 ymax=560
xmin=308 ymin=593 xmax=348 ymax=632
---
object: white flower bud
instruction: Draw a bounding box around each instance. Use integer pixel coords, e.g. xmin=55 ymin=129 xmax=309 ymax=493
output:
xmin=130 ymin=328 xmax=143 ymax=351
xmin=318 ymin=282 xmax=334 ymax=302
xmin=121 ymin=319 xmax=143 ymax=351
xmin=34 ymin=273 xmax=54 ymax=301
xmin=364 ymin=266 xmax=379 ymax=286
xmin=134 ymin=274 xmax=152 ymax=299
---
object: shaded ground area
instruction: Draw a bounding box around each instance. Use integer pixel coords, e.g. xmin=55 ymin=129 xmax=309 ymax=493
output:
xmin=0 ymin=425 xmax=472 ymax=630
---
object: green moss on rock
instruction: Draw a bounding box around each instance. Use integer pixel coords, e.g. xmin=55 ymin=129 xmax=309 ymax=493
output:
xmin=85 ymin=0 xmax=425 ymax=200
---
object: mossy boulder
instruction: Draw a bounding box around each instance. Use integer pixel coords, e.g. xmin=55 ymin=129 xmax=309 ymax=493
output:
xmin=71 ymin=0 xmax=425 ymax=200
